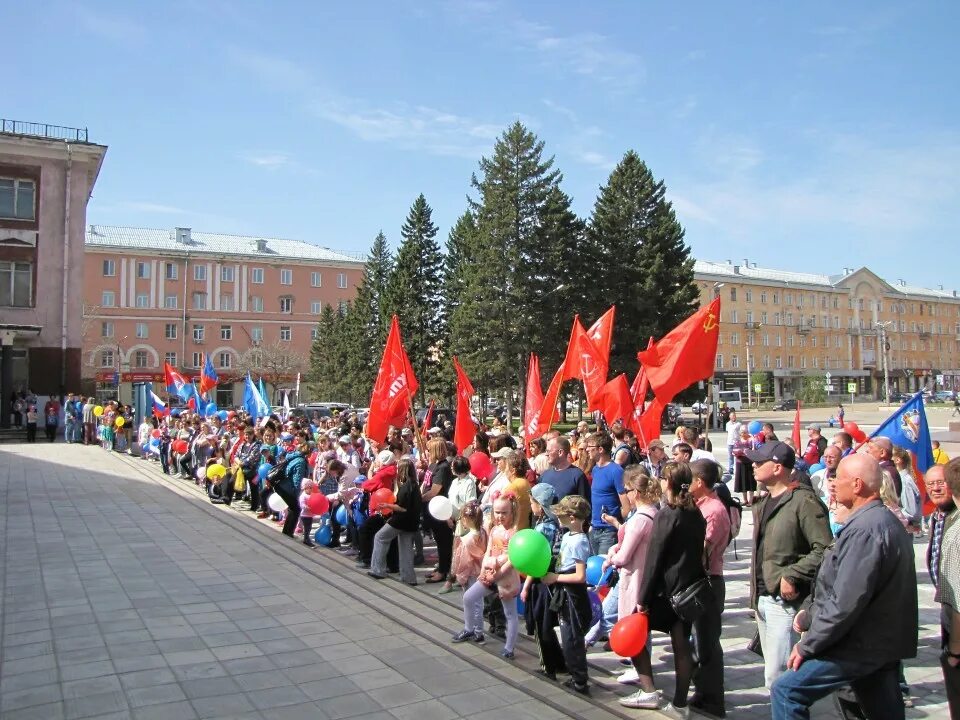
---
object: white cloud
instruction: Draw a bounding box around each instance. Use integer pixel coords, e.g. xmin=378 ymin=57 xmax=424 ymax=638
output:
xmin=515 ymin=21 xmax=644 ymax=85
xmin=243 ymin=153 xmax=293 ymax=169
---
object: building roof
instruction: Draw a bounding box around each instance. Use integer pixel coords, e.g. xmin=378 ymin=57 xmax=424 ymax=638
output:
xmin=85 ymin=225 xmax=365 ymax=265
xmin=694 ymin=259 xmax=958 ymax=301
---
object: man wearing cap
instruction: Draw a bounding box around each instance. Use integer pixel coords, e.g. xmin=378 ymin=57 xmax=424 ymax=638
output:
xmin=539 ymin=437 xmax=590 ymax=502
xmin=336 ymin=435 xmax=361 ymax=469
xmin=641 ymin=440 xmax=667 ymax=479
xmin=770 ymin=454 xmax=918 ymax=719
xmin=747 ymin=440 xmax=832 ymax=688
xmin=801 ymin=424 xmax=828 ymax=467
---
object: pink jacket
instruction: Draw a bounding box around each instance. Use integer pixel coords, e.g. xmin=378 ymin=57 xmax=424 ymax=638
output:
xmin=608 ymin=506 xmax=657 ymax=620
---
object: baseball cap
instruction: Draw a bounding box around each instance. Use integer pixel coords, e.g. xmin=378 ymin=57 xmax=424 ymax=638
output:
xmin=490 ymin=447 xmax=514 ymax=459
xmin=427 ymin=426 xmax=443 ymax=434
xmin=376 ymin=449 xmax=395 ymax=465
xmin=744 ymin=441 xmax=796 ymax=469
xmin=806 ymin=423 xmax=821 ymax=431
xmin=338 ymin=434 xmax=351 ymax=444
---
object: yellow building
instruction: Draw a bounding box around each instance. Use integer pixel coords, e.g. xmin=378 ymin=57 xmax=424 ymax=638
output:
xmin=694 ymin=260 xmax=960 ymax=401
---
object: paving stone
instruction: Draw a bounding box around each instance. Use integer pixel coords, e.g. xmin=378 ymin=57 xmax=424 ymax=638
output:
xmin=63 ymin=690 xmax=128 ymax=719
xmin=190 ymin=692 xmax=256 ymax=717
xmin=126 ymin=683 xmax=188 ymax=708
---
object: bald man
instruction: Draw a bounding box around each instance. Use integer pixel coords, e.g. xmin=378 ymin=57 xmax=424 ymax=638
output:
xmin=770 ymin=454 xmax=918 ymax=720
xmin=862 ymin=436 xmax=901 ymax=496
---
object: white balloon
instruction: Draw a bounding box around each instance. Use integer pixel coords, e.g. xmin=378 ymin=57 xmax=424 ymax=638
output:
xmin=268 ymin=493 xmax=287 ymax=513
xmin=428 ymin=495 xmax=453 ymax=521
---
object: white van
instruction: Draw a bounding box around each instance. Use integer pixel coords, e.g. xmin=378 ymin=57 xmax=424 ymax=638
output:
xmin=717 ymin=389 xmax=743 ymax=411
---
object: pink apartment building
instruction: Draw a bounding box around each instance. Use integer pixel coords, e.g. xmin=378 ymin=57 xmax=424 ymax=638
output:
xmin=82 ymin=225 xmax=364 ymax=406
xmin=1 ymin=120 xmax=107 ymax=427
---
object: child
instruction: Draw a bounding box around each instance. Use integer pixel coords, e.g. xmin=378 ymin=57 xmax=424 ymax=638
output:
xmin=450 ymin=500 xmax=487 ymax=622
xmin=299 ymin=479 xmax=319 ymax=548
xmin=542 ymin=495 xmax=593 ymax=695
xmin=521 ymin=483 xmax=565 ymax=679
xmin=439 ymin=456 xmax=479 ymax=594
xmin=25 ymin=405 xmax=39 ymax=443
xmin=452 ymin=493 xmax=520 ymax=658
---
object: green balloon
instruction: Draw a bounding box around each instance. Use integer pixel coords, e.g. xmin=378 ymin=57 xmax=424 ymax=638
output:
xmin=507 ymin=528 xmax=552 ymax=578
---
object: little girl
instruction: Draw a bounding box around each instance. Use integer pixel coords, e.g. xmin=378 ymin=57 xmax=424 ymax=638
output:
xmin=542 ymin=495 xmax=593 ymax=695
xmin=439 ymin=456 xmax=479 ymax=594
xmin=299 ymin=479 xmax=319 ymax=548
xmin=450 ymin=500 xmax=487 ymax=625
xmin=521 ymin=483 xmax=564 ymax=679
xmin=452 ymin=493 xmax=520 ymax=658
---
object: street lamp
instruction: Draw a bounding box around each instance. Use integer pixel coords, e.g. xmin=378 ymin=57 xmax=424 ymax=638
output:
xmin=116 ymin=335 xmax=128 ymax=403
xmin=710 ymin=282 xmax=725 ymax=428
xmin=875 ymin=322 xmax=892 ymax=405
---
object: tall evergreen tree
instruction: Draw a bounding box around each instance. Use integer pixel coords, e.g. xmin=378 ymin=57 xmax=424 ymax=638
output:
xmin=383 ymin=194 xmax=443 ymax=405
xmin=586 ymin=150 xmax=699 ymax=380
xmin=307 ymin=304 xmax=340 ymax=401
xmin=437 ymin=210 xmax=477 ymax=404
xmin=363 ymin=230 xmax=394 ymax=350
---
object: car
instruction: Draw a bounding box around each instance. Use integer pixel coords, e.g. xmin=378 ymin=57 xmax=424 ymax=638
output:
xmin=293 ymin=404 xmax=333 ymax=420
xmin=661 ymin=403 xmax=683 ymax=431
xmin=772 ymin=398 xmax=799 ymax=411
xmin=690 ymin=401 xmax=710 ymax=414
xmin=415 ymin=406 xmax=457 ymax=428
xmin=934 ymin=390 xmax=955 ymax=403
xmin=885 ymin=391 xmax=908 ymax=404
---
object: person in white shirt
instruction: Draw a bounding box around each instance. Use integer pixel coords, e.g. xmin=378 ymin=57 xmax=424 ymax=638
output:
xmin=336 ymin=435 xmax=361 ymax=468
xmin=725 ymin=410 xmax=742 ymax=475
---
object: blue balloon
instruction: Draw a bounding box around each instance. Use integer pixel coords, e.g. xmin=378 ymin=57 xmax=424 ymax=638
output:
xmin=589 ymin=591 xmax=603 ymax=626
xmin=516 ymin=596 xmax=525 ymax=615
xmin=258 ymin=462 xmax=273 ymax=480
xmin=217 ymin=410 xmax=228 ymax=421
xmin=148 ymin=437 xmax=160 ymax=447
xmin=586 ymin=555 xmax=605 ymax=587
xmin=335 ymin=504 xmax=348 ymax=525
xmin=809 ymin=463 xmax=825 ymax=474
xmin=748 ymin=420 xmax=763 ymax=435
xmin=204 ymin=401 xmax=217 ymax=417
xmin=315 ymin=525 xmax=333 ymax=546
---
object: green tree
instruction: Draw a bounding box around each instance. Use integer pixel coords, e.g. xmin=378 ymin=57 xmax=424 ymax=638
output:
xmin=586 ymin=150 xmax=699 ymax=381
xmin=307 ymin=304 xmax=340 ymax=401
xmin=437 ymin=210 xmax=478 ymax=405
xmin=798 ymin=373 xmax=828 ymax=404
xmin=383 ymin=194 xmax=443 ymax=405
xmin=362 ymin=230 xmax=394 ymax=351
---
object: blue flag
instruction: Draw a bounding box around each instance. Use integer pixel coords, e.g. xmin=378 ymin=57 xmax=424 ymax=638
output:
xmin=869 ymin=392 xmax=934 ymax=472
xmin=259 ymin=377 xmax=270 ymax=409
xmin=244 ymin=374 xmax=269 ymax=419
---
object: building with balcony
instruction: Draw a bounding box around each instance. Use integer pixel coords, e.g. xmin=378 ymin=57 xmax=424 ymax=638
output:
xmin=694 ymin=260 xmax=960 ymax=401
xmin=82 ymin=225 xmax=365 ymax=406
xmin=0 ymin=120 xmax=107 ymax=426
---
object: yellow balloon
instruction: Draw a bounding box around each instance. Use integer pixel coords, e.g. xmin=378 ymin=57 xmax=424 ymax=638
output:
xmin=207 ymin=464 xmax=226 ymax=480
xmin=93 ymin=406 xmax=104 ymax=416
xmin=115 ymin=416 xmax=125 ymax=428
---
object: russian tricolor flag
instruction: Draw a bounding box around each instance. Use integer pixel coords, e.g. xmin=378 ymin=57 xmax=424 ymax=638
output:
xmin=150 ymin=391 xmax=169 ymax=419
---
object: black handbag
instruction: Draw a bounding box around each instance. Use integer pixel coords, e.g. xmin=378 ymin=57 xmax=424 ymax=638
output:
xmin=669 ymin=577 xmax=713 ymax=624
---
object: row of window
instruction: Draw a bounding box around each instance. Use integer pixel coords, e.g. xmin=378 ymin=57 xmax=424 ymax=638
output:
xmin=101 ymin=259 xmax=347 ymax=289
xmin=100 ymin=322 xmax=316 ymax=344
xmin=98 ymin=290 xmax=345 ymax=315
xmin=98 ymin=343 xmax=313 ymax=370
xmin=725 ymin=309 xmax=960 ymax=335
xmin=722 ymin=286 xmax=958 ymax=318
xmin=716 ymin=354 xmax=938 ymax=372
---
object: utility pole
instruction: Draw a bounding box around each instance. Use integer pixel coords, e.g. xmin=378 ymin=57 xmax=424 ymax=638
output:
xmin=746 ymin=341 xmax=753 ymax=408
xmin=876 ymin=322 xmax=891 ymax=405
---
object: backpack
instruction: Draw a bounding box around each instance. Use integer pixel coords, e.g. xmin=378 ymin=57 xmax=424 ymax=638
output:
xmin=265 ymin=456 xmax=293 ymax=493
xmin=714 ymin=482 xmax=743 ymax=558
xmin=613 ymin=443 xmax=638 ymax=467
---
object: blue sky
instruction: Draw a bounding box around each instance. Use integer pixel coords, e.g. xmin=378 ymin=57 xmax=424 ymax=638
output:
xmin=6 ymin=1 xmax=958 ymax=288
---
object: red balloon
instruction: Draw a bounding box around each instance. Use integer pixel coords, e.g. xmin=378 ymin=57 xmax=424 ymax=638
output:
xmin=609 ymin=612 xmax=650 ymax=658
xmin=305 ymin=493 xmax=329 ymax=515
xmin=597 ymin=585 xmax=611 ymax=600
xmin=151 ymin=429 xmax=161 ymax=439
xmin=844 ymin=421 xmax=867 ymax=444
xmin=369 ymin=488 xmax=396 ymax=516
xmin=173 ymin=440 xmax=188 ymax=454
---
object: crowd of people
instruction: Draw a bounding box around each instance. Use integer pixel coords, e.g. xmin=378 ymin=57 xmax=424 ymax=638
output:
xmin=33 ymin=397 xmax=960 ymax=719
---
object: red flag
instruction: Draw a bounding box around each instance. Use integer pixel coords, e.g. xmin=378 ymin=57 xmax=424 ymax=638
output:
xmin=791 ymin=400 xmax=802 ymax=452
xmin=422 ymin=399 xmax=435 ymax=431
xmin=366 ymin=315 xmax=419 ymax=443
xmin=637 ymin=297 xmax=721 ymax=404
xmin=636 ymin=397 xmax=664 ymax=448
xmin=452 ymin=357 xmax=475 ymax=453
xmin=586 ymin=305 xmax=615 ymax=373
xmin=565 ymin=318 xmax=607 ymax=410
xmin=595 ymin=374 xmax=635 ymax=429
xmin=530 ymin=365 xmax=565 ymax=439
xmin=522 ymin=354 xmax=545 ymax=440
xmin=628 ymin=367 xmax=649 ymax=431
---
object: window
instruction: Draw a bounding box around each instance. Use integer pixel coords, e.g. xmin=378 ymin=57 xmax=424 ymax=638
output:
xmin=164 ymin=294 xmax=178 ymax=309
xmin=760 ymin=292 xmax=767 ymax=304
xmin=730 ymin=332 xmax=739 ymax=345
xmin=730 ymin=288 xmax=737 ymax=301
xmin=776 ymin=335 xmax=782 ymax=347
xmin=279 ymin=296 xmax=292 ymax=313
xmin=0 ymin=178 xmax=36 ymax=220
xmin=100 ymin=350 xmax=114 ymax=368
xmin=311 ymin=272 xmax=322 ymax=287
xmin=730 ymin=310 xmax=738 ymax=323
xmin=775 ymin=356 xmax=782 ymax=369
xmin=251 ymin=267 xmax=264 ymax=284
xmin=191 ymin=352 xmax=203 ymax=368
xmin=835 ymin=336 xmax=842 ymax=348
xmin=191 ymin=292 xmax=206 ymax=310
xmin=164 ymin=352 xmax=177 ymax=367
xmin=763 ymin=355 xmax=770 ymax=368
xmin=220 ymin=294 xmax=234 ymax=311
xmin=251 ymin=326 xmax=263 ymax=343
xmin=731 ymin=355 xmax=739 ymax=369
xmin=134 ymin=350 xmax=149 ymax=368
xmin=251 ymin=296 xmax=263 ymax=312
xmin=135 ymin=294 xmax=149 ymax=308
xmin=760 ymin=311 xmax=768 ymax=324
xmin=101 ymin=321 xmax=114 ymax=338
xmin=311 ymin=327 xmax=320 ymax=340
xmin=220 ymin=266 xmax=234 ymax=282
xmin=762 ymin=334 xmax=769 ymax=346
xmin=280 ymin=325 xmax=291 ymax=341
xmin=785 ymin=292 xmax=793 ymax=305
xmin=311 ymin=301 xmax=322 ymax=314
xmin=165 ymin=262 xmax=178 ymax=280
xmin=220 ymin=325 xmax=232 ymax=341
xmin=337 ymin=273 xmax=347 ymax=289
xmin=136 ymin=262 xmax=150 ymax=279
xmin=102 ymin=290 xmax=115 ymax=307
xmin=215 ymin=351 xmax=231 ymax=369
xmin=786 ymin=312 xmax=794 ymax=326
xmin=194 ymin=264 xmax=206 ymax=281
xmin=102 ymin=259 xmax=116 ymax=277
xmin=338 ymin=300 xmax=347 ymax=315
xmin=787 ymin=355 xmax=795 ymax=368
xmin=135 ymin=322 xmax=148 ymax=339
xmin=715 ymin=354 xmax=723 ymax=369
xmin=788 ymin=335 xmax=794 ymax=347
xmin=746 ymin=311 xmax=753 ymax=324
xmin=193 ymin=324 xmax=205 ymax=343
xmin=745 ymin=289 xmax=752 ymax=302
xmin=812 ymin=336 xmax=818 ymax=347
xmin=280 ymin=268 xmax=292 ymax=285
xmin=772 ymin=293 xmax=779 ymax=304
xmin=165 ymin=323 xmax=177 ymax=340
xmin=0 ymin=261 xmax=32 ymax=307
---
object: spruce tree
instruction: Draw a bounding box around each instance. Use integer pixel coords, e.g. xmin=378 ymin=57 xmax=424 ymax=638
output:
xmin=586 ymin=150 xmax=699 ymax=379
xmin=307 ymin=304 xmax=340 ymax=400
xmin=383 ymin=194 xmax=443 ymax=405
xmin=437 ymin=211 xmax=477 ymax=405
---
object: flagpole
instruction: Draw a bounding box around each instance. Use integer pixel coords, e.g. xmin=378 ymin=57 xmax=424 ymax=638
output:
xmin=405 ymin=384 xmax=427 ymax=460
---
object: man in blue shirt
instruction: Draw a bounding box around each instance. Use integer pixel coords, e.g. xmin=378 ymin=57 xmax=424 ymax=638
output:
xmin=539 ymin=437 xmax=590 ymax=501
xmin=585 ymin=433 xmax=626 ymax=556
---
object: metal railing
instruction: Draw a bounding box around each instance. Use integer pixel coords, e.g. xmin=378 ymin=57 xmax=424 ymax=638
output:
xmin=1 ymin=119 xmax=89 ymax=143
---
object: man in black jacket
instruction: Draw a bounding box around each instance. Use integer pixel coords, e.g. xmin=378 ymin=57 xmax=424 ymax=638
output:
xmin=769 ymin=454 xmax=918 ymax=720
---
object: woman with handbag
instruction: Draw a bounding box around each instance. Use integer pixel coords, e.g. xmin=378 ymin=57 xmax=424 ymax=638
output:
xmin=629 ymin=462 xmax=708 ymax=718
